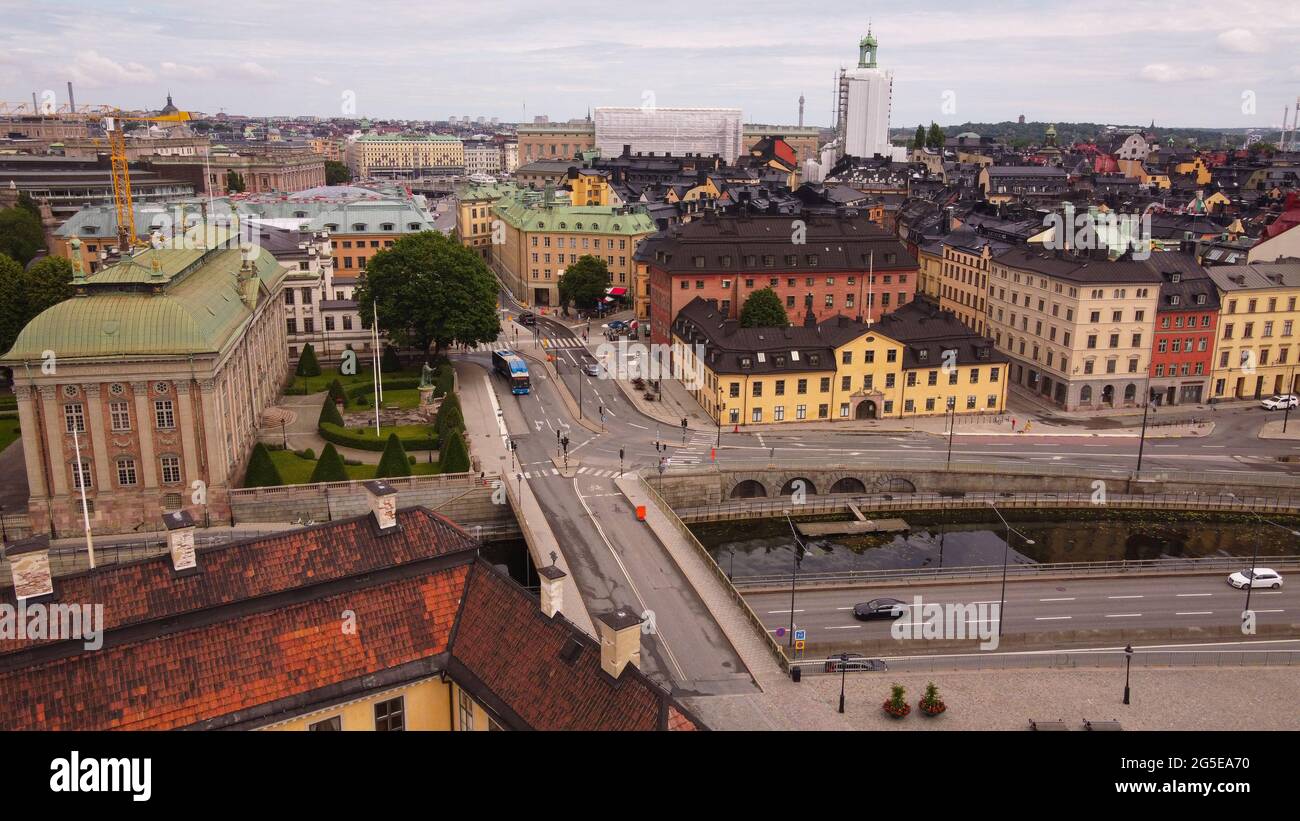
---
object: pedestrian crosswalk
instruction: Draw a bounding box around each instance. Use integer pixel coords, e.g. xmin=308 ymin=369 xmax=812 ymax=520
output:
xmin=664 ymin=433 xmax=716 ymax=466
xmin=472 ymin=338 xmax=587 ymax=353
xmin=518 ymin=466 xmax=627 ymax=479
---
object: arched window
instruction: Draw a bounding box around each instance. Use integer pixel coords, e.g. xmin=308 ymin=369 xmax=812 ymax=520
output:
xmin=1080 ymin=386 xmax=1092 ymax=404
xmin=1124 ymin=384 xmax=1137 ymax=402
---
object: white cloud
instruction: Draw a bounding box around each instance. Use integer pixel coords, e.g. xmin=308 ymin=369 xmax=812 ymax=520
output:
xmin=1217 ymin=28 xmax=1266 ymax=53
xmin=1139 ymin=63 xmax=1220 ymax=83
xmin=232 ymin=61 xmax=277 ymax=81
xmin=67 ymin=50 xmax=154 ymax=88
xmin=311 ymin=76 xmax=332 ymax=86
xmin=161 ymin=61 xmax=213 ymax=79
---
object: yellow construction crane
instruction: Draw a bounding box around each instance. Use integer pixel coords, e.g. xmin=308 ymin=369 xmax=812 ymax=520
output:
xmin=1 ymin=102 xmax=191 ymax=250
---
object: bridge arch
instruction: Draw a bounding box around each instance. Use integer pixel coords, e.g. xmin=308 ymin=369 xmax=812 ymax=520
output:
xmin=779 ymin=477 xmax=817 ymax=497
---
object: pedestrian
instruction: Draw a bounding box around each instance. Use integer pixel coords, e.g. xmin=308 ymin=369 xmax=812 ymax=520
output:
xmin=1011 ymin=417 xmax=1017 ymax=431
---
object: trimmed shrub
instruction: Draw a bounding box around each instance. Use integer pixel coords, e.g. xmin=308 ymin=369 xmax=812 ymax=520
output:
xmin=318 ymin=422 xmax=435 ymax=452
xmin=318 ymin=395 xmax=344 ymax=428
xmin=434 ymin=364 xmax=454 ymax=397
xmin=440 ymin=428 xmax=470 ymax=473
xmin=434 ymin=392 xmax=463 ymax=442
xmin=375 ymin=433 xmax=412 ymax=478
xmin=296 ymin=343 xmax=322 ymax=377
xmin=309 ymin=443 xmax=349 ymax=483
xmin=327 ymin=378 xmax=346 ymax=405
xmin=243 ymin=442 xmax=284 ymax=487
xmin=382 ymin=345 xmax=402 ymax=374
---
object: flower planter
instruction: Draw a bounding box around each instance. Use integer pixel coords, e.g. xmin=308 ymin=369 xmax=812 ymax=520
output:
xmin=919 ymin=701 xmax=946 ymax=717
xmin=882 ymin=701 xmax=911 ymax=719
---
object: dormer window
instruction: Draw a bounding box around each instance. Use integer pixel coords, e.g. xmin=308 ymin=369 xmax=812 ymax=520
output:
xmin=740 ymin=357 xmax=752 ymax=369
xmin=294 ymin=211 xmax=308 ymax=218
xmin=694 ymin=256 xmax=705 ymax=268
xmin=325 ymin=223 xmax=339 ymax=231
xmin=408 ymin=223 xmax=421 ymax=230
xmin=1196 ymin=294 xmax=1206 ymax=305
xmin=352 ymin=223 xmax=366 ymax=231
xmin=381 ymin=222 xmax=395 ymax=231
xmin=808 ymin=353 xmax=820 ymax=366
xmin=774 ymin=355 xmax=785 ymax=367
xmin=1170 ymin=272 xmax=1181 ymax=283
xmin=918 ymin=349 xmax=928 ymax=361
xmin=1169 ymin=295 xmax=1181 ymax=306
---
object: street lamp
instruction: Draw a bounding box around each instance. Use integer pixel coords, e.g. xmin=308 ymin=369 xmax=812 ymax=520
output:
xmin=1226 ymin=492 xmax=1300 ymax=617
xmin=727 ymin=546 xmax=736 ymax=580
xmin=945 ymin=397 xmax=956 ymax=468
xmin=1123 ymin=643 xmax=1134 ymax=705
xmin=784 ymin=515 xmax=805 ymax=649
xmin=987 ymin=501 xmax=1036 ymax=637
xmin=1135 ymin=386 xmax=1156 ymax=472
xmin=838 ymin=652 xmax=849 ymax=713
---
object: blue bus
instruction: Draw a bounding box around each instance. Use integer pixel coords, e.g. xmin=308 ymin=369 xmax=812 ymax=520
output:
xmin=492 ymin=350 xmax=531 ymax=395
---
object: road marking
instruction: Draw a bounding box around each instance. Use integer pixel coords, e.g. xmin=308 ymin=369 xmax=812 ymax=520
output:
xmin=1040 ymin=597 xmax=1076 ymax=602
xmin=767 ymin=609 xmax=804 ymax=614
xmin=1176 ymin=593 xmax=1213 ymax=597
xmin=825 ymin=625 xmax=862 ymax=630
xmin=1105 ymin=613 xmax=1143 ymax=618
xmin=1108 ymin=595 xmax=1144 ymax=599
xmin=1035 ymin=616 xmax=1073 ymax=621
xmin=628 ymin=423 xmax=648 ymax=430
xmin=1253 ymin=609 xmax=1286 ymax=614
xmin=1175 ymin=611 xmax=1214 ymax=616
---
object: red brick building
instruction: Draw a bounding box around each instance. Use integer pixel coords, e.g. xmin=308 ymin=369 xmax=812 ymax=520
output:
xmin=640 ymin=213 xmax=918 ymax=344
xmin=1150 ymin=267 xmax=1219 ymax=405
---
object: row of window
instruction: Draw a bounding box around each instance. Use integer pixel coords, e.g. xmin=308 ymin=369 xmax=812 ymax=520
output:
xmin=732 ymin=394 xmax=1000 ymax=422
xmin=1225 ymin=296 xmax=1298 ymax=315
xmin=65 ymin=400 xmax=174 ymax=434
xmin=727 ymin=367 xmax=1001 ymax=397
xmin=532 ymin=236 xmax=628 ymax=251
xmin=1223 ymin=320 xmax=1294 ymax=340
xmin=70 ymin=455 xmax=183 ymax=490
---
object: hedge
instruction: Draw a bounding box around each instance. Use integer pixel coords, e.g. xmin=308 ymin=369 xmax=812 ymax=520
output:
xmin=346 ymin=377 xmax=422 ymax=403
xmin=296 ymin=343 xmax=322 ymax=377
xmin=375 ymin=433 xmax=412 ymax=478
xmin=318 ymin=422 xmax=436 ymax=452
xmin=309 ymin=443 xmax=349 ymax=483
xmin=440 ymin=429 xmax=470 ymax=473
xmin=244 ymin=442 xmax=285 ymax=487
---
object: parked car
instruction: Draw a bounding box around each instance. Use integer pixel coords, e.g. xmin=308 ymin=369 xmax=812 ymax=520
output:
xmin=607 ymin=320 xmax=628 ymax=331
xmin=582 ymin=363 xmax=603 ymax=378
xmin=518 ymin=311 xmax=537 ymax=327
xmin=852 ymin=597 xmax=908 ymax=620
xmin=823 ymin=653 xmax=889 ymax=673
xmin=1228 ymin=568 xmax=1283 ymax=589
xmin=1261 ymin=394 xmax=1298 ymax=410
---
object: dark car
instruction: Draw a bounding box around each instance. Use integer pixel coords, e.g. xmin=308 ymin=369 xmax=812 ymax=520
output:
xmin=824 ymin=654 xmax=888 ymax=673
xmin=518 ymin=312 xmax=537 ymax=326
xmin=607 ymin=320 xmax=628 ymax=331
xmin=852 ymin=598 xmax=907 ymax=620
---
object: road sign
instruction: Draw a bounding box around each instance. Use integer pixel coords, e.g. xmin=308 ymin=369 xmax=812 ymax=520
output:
xmin=794 ymin=629 xmax=806 ymax=642
xmin=794 ymin=640 xmax=805 ymax=651
xmin=774 ymin=627 xmax=786 ymax=638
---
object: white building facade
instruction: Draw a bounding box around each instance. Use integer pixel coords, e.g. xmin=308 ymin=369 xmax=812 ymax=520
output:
xmin=594 ymin=106 xmax=744 ymax=164
xmin=837 ymin=31 xmax=895 ymax=161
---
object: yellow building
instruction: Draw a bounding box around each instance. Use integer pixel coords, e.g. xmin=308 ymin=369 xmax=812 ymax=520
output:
xmin=566 ymin=167 xmax=614 ymax=206
xmin=346 ymin=133 xmax=465 ymax=177
xmin=673 ymin=296 xmax=1008 ymax=425
xmin=937 ymin=229 xmax=1012 ymax=335
xmin=916 ymin=240 xmax=944 ymax=300
xmin=1207 ymin=262 xmax=1300 ymax=400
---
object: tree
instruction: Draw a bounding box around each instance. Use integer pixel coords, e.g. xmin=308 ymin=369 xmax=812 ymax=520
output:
xmin=381 ymin=345 xmax=402 ymax=374
xmin=327 ymin=378 xmax=346 ymax=406
xmin=243 ymin=442 xmax=285 ymax=487
xmin=913 ymin=124 xmax=926 ymax=149
xmin=324 ymin=160 xmax=351 ymax=185
xmin=0 ymin=254 xmax=26 ymax=355
xmin=353 ymin=231 xmax=499 ymax=356
xmin=15 ymin=192 xmax=41 ymax=222
xmin=740 ymin=287 xmax=790 ymax=328
xmin=434 ymin=392 xmax=463 ymax=443
xmin=225 ymin=170 xmax=246 ymax=193
xmin=22 ymin=256 xmax=73 ymax=317
xmin=296 ymin=342 xmax=321 ymax=376
xmin=0 ymin=206 xmax=45 ymax=266
xmin=308 ymin=443 xmax=349 ymax=483
xmin=557 ymin=254 xmax=610 ymax=312
xmin=318 ymin=394 xmax=344 ymax=428
xmin=375 ymin=433 xmax=412 ymax=478
xmin=439 ymin=428 xmax=470 ymax=473
xmin=926 ymin=122 xmax=945 ymax=150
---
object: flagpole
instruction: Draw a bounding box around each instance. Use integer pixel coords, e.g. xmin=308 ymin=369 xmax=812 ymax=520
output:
xmin=867 ymin=250 xmax=874 ymax=326
xmin=372 ymin=303 xmax=381 ymax=437
xmin=71 ymin=425 xmax=95 ymax=569
xmin=374 ymin=299 xmax=384 ymax=404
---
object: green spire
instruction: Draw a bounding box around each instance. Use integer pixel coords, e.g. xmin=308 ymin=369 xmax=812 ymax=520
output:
xmin=858 ymin=26 xmax=878 ymax=68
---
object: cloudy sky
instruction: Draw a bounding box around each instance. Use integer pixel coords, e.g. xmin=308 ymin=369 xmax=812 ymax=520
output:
xmin=2 ymin=0 xmax=1298 ymax=129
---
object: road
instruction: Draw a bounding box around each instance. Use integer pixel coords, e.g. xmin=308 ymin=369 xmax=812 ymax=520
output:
xmin=744 ymin=574 xmax=1297 ymax=640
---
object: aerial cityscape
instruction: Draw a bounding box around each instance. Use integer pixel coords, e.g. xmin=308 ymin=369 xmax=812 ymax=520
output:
xmin=0 ymin=0 xmax=1296 ymax=794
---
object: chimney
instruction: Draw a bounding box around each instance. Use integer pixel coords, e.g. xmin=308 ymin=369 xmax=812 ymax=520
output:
xmin=595 ymin=607 xmax=643 ymax=677
xmin=537 ymin=552 xmax=566 ymax=618
xmin=163 ymin=510 xmax=198 ymax=572
xmin=7 ymin=534 xmax=53 ymax=600
xmin=364 ymin=479 xmax=399 ymax=531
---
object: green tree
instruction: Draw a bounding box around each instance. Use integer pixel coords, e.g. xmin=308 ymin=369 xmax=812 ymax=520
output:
xmin=324 ymin=160 xmax=351 ymax=185
xmin=0 ymin=206 xmax=45 ymax=266
xmin=375 ymin=433 xmax=412 ymax=478
xmin=381 ymin=345 xmax=402 ymax=374
xmin=308 ymin=443 xmax=349 ymax=483
xmin=557 ymin=254 xmax=610 ymax=312
xmin=434 ymin=392 xmax=463 ymax=443
xmin=0 ymin=254 xmax=26 ymax=354
xmin=225 ymin=170 xmax=246 ymax=193
xmin=439 ymin=428 xmax=470 ymax=473
xmin=15 ymin=192 xmax=41 ymax=222
xmin=739 ymin=287 xmax=790 ymax=328
xmin=327 ymin=378 xmax=347 ymax=405
xmin=296 ymin=342 xmax=322 ymax=377
xmin=318 ymin=394 xmax=344 ymax=427
xmin=926 ymin=122 xmax=945 ymax=150
xmin=22 ymin=256 xmax=73 ymax=317
xmin=354 ymin=231 xmax=499 ymax=356
xmin=913 ymin=124 xmax=926 ymax=149
xmin=243 ymin=442 xmax=285 ymax=487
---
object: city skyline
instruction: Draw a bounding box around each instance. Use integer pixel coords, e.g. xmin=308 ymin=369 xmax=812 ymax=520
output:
xmin=1 ymin=0 xmax=1298 ymax=129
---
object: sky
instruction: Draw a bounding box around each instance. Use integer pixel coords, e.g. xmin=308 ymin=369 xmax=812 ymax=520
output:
xmin=2 ymin=0 xmax=1299 ymax=130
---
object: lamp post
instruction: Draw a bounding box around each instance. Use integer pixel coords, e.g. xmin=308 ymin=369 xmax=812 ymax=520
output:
xmin=727 ymin=546 xmax=736 ymax=580
xmin=1123 ymin=643 xmax=1134 ymax=705
xmin=785 ymin=515 xmax=804 ymax=649
xmin=1226 ymin=492 xmax=1299 ymax=617
xmin=838 ymin=652 xmax=849 ymax=713
xmin=945 ymin=398 xmax=956 ymax=468
xmin=1135 ymin=386 xmax=1155 ymax=472
xmin=1284 ymin=364 xmax=1297 ymax=433
xmin=987 ymin=501 xmax=1036 ymax=637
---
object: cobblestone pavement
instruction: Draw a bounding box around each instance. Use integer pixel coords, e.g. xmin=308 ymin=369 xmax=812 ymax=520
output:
xmin=684 ymin=665 xmax=1300 ymax=730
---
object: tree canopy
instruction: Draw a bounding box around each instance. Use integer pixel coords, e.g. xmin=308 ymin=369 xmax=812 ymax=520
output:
xmin=925 ymin=122 xmax=945 ymax=150
xmin=244 ymin=442 xmax=285 ymax=487
xmin=557 ymin=254 xmax=611 ymax=311
xmin=0 ymin=206 xmax=45 ymax=266
xmin=439 ymin=429 xmax=470 ymax=474
xmin=353 ymin=231 xmax=500 ymax=355
xmin=375 ymin=433 xmax=412 ymax=478
xmin=0 ymin=253 xmax=73 ymax=354
xmin=308 ymin=443 xmax=349 ymax=483
xmin=739 ymin=287 xmax=790 ymax=328
xmin=324 ymin=160 xmax=351 ymax=185
xmin=913 ymin=125 xmax=926 ymax=149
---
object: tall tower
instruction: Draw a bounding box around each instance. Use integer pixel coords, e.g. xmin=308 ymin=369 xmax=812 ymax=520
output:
xmin=799 ymin=93 xmax=805 ymax=127
xmin=837 ymin=27 xmax=894 ymax=160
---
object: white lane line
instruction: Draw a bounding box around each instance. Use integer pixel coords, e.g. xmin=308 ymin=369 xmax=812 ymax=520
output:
xmin=768 ymin=609 xmax=804 ymax=614
xmin=1040 ymin=597 xmax=1076 ymax=602
xmin=1253 ymin=609 xmax=1286 ymax=614
xmin=1177 ymin=593 xmax=1213 ymax=597
xmin=1176 ymin=611 xmax=1214 ymax=616
xmin=1108 ymin=595 xmax=1144 ymax=599
xmin=1105 ymin=613 xmax=1143 ymax=618
xmin=1035 ymin=616 xmax=1073 ymax=621
xmin=825 ymin=625 xmax=863 ymax=630
xmin=628 ymin=423 xmax=648 ymax=430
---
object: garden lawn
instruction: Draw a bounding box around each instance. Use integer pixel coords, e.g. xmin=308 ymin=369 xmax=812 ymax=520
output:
xmin=350 ymin=388 xmax=422 ymax=410
xmin=269 ymin=450 xmax=441 ymax=484
xmin=291 ymin=368 xmax=421 ymax=395
xmin=0 ymin=418 xmax=19 ymax=453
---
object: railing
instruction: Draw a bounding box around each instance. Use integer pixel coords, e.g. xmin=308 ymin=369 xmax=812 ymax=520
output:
xmin=637 ymin=473 xmax=791 ymax=674
xmin=794 ymin=647 xmax=1300 ymax=675
xmin=730 ymin=554 xmax=1300 ymax=589
xmin=0 ymin=529 xmax=288 ymax=582
xmin=679 ymin=490 xmax=1300 ymax=524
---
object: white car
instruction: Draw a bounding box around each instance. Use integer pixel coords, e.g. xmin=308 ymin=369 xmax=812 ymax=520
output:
xmin=1228 ymin=568 xmax=1284 ymax=589
xmin=1261 ymin=394 xmax=1299 ymax=410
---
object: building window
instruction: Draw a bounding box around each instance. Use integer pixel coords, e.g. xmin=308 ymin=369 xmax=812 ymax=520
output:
xmin=796 ymin=404 xmax=807 ymax=419
xmin=64 ymin=402 xmax=86 ymax=434
xmin=751 ymin=407 xmax=762 ymax=423
xmin=458 ymin=689 xmax=475 ymax=731
xmin=774 ymin=405 xmax=785 ymax=421
xmin=374 ymin=696 xmax=405 ymax=731
xmin=109 ymin=401 xmax=131 ymax=431
xmin=116 ymin=458 xmax=138 ymax=487
xmin=309 ymin=716 xmax=342 ymax=731
xmin=161 ymin=455 xmax=182 ymax=484
xmin=72 ymin=459 xmax=92 ymax=490
xmin=154 ymin=400 xmax=176 ymax=430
